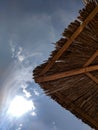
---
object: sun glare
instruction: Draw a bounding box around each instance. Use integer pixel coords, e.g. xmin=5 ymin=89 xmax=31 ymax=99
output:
xmin=7 ymin=96 xmax=35 ymax=117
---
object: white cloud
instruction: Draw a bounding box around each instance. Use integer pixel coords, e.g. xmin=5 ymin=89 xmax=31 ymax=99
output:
xmin=0 ymin=42 xmax=43 ymax=114
xmin=52 ymin=122 xmax=57 ymax=130
xmin=31 ymin=111 xmax=37 ymax=116
xmin=17 ymin=55 xmax=24 ymax=62
xmin=16 ymin=47 xmax=25 ymax=62
xmin=9 ymin=40 xmax=16 ymax=58
xmin=9 ymin=42 xmax=25 ymax=62
xmin=23 ymin=88 xmax=31 ymax=98
xmin=33 ymin=89 xmax=40 ymax=96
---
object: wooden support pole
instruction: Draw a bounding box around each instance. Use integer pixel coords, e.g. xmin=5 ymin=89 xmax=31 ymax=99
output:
xmin=40 ymin=5 xmax=98 ymax=75
xmin=35 ymin=65 xmax=98 ymax=83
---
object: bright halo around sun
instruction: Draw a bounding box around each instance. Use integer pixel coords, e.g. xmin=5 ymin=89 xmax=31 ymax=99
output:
xmin=7 ymin=96 xmax=35 ymax=117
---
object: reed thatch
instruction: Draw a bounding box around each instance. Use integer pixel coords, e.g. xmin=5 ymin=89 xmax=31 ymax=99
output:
xmin=33 ymin=0 xmax=98 ymax=129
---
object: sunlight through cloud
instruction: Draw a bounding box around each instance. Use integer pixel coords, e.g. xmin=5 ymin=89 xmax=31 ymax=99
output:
xmin=7 ymin=96 xmax=35 ymax=117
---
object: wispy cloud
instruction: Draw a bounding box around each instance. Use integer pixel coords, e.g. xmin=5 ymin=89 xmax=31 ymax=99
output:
xmin=0 ymin=40 xmax=43 ymax=115
xmin=0 ymin=1 xmax=92 ymax=129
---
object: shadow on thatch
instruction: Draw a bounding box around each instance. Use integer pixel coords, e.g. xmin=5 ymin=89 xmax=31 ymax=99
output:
xmin=33 ymin=0 xmax=98 ymax=129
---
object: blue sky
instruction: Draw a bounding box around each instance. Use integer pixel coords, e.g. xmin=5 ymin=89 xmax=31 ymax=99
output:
xmin=0 ymin=0 xmax=93 ymax=130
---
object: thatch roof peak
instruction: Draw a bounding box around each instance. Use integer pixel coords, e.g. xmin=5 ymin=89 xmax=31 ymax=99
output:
xmin=33 ymin=0 xmax=98 ymax=129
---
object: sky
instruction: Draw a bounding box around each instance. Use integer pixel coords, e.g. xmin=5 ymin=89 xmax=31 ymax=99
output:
xmin=0 ymin=0 xmax=93 ymax=130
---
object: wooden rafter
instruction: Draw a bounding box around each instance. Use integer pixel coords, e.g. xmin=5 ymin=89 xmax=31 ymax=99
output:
xmin=84 ymin=50 xmax=98 ymax=67
xmin=35 ymin=50 xmax=98 ymax=83
xmin=83 ymin=50 xmax=98 ymax=83
xmin=35 ymin=65 xmax=98 ymax=83
xmin=40 ymin=4 xmax=98 ymax=75
xmin=85 ymin=72 xmax=98 ymax=83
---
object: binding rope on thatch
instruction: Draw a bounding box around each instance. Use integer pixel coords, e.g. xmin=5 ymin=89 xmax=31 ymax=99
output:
xmin=33 ymin=0 xmax=98 ymax=129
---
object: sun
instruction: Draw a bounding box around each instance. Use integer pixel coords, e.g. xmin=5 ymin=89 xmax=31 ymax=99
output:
xmin=7 ymin=96 xmax=35 ymax=117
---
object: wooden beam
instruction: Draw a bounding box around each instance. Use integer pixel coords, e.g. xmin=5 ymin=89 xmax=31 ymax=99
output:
xmin=83 ymin=50 xmax=98 ymax=83
xmin=84 ymin=50 xmax=98 ymax=67
xmin=35 ymin=65 xmax=98 ymax=83
xmin=40 ymin=5 xmax=98 ymax=75
xmin=86 ymin=72 xmax=98 ymax=83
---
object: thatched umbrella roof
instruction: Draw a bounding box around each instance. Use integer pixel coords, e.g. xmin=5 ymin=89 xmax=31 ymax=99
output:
xmin=33 ymin=0 xmax=98 ymax=129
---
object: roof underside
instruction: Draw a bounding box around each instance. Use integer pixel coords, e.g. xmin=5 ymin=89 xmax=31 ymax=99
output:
xmin=33 ymin=0 xmax=98 ymax=129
